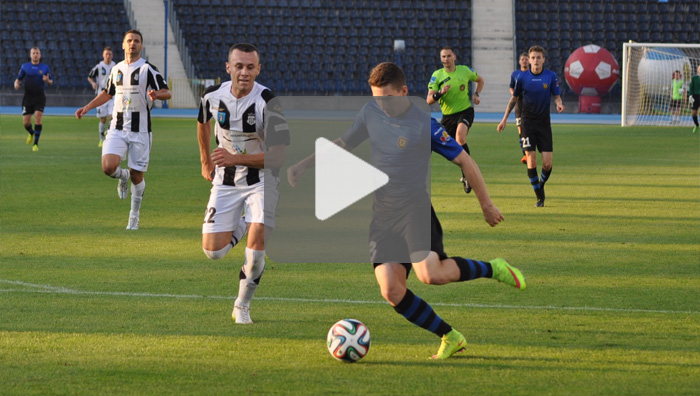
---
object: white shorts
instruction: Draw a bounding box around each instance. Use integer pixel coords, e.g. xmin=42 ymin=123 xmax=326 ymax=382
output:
xmin=96 ymin=99 xmax=114 ymax=118
xmin=101 ymin=129 xmax=152 ymax=172
xmin=202 ymin=178 xmax=279 ymax=234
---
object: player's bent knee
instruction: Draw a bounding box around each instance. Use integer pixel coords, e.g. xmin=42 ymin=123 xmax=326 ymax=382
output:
xmin=203 ymin=244 xmax=232 ymax=260
xmin=379 ymin=285 xmax=405 ymax=306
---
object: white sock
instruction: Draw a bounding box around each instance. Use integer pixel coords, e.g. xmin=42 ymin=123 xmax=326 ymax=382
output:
xmin=236 ymin=247 xmax=265 ymax=306
xmin=110 ymin=167 xmax=129 ymax=181
xmin=130 ymin=179 xmax=145 ymax=214
xmin=99 ymin=122 xmax=106 ymax=139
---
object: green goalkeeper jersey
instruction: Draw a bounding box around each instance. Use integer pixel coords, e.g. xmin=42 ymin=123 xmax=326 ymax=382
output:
xmin=428 ymin=65 xmax=479 ymax=115
xmin=689 ymin=75 xmax=700 ymax=96
xmin=672 ymin=78 xmax=684 ymax=100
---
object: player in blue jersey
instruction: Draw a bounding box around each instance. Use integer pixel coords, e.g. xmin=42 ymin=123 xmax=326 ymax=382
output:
xmin=288 ymin=62 xmax=525 ymax=359
xmin=14 ymin=47 xmax=53 ymax=152
xmin=509 ymin=53 xmax=530 ymax=164
xmin=497 ymin=45 xmax=565 ymax=207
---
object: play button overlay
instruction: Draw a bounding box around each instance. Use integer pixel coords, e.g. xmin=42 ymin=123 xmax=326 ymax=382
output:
xmin=315 ymin=137 xmax=389 ymax=221
xmin=264 ymin=96 xmax=431 ymax=264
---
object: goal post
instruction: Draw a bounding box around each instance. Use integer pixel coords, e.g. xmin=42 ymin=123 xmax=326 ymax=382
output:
xmin=621 ymin=42 xmax=700 ymax=127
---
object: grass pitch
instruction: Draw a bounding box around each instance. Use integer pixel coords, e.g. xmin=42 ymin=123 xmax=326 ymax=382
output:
xmin=1 ymin=114 xmax=699 ymax=395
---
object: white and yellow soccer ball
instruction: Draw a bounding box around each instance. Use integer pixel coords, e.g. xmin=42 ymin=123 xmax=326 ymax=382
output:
xmin=326 ymin=319 xmax=370 ymax=363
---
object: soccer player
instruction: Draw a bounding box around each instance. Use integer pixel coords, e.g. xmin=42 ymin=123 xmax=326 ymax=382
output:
xmin=197 ymin=43 xmax=289 ymax=324
xmin=75 ymin=30 xmax=171 ymax=230
xmin=508 ymin=52 xmax=530 ymax=164
xmin=14 ymin=47 xmax=53 ymax=152
xmin=288 ymin=62 xmax=525 ymax=360
xmin=670 ymin=70 xmax=685 ymax=124
xmin=427 ymin=46 xmax=484 ymax=193
xmin=688 ymin=65 xmax=700 ymax=133
xmin=497 ymin=45 xmax=565 ymax=208
xmin=87 ymin=47 xmax=117 ymax=147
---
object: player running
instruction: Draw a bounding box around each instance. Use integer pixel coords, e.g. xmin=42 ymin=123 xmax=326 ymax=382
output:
xmin=197 ymin=43 xmax=289 ymax=324
xmin=75 ymin=30 xmax=171 ymax=230
xmin=14 ymin=47 xmax=53 ymax=152
xmin=288 ymin=62 xmax=525 ymax=359
xmin=87 ymin=47 xmax=117 ymax=147
xmin=497 ymin=45 xmax=565 ymax=207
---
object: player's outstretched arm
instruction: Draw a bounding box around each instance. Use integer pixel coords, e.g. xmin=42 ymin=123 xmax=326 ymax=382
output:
xmin=75 ymin=91 xmax=112 ymax=119
xmin=496 ymin=96 xmax=518 ymax=133
xmin=452 ymin=151 xmax=504 ymax=227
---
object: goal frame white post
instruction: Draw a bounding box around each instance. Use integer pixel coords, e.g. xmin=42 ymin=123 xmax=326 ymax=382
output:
xmin=621 ymin=42 xmax=700 ymax=127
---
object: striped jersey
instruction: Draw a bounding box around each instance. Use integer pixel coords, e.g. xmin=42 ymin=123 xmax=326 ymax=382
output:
xmin=104 ymin=58 xmax=168 ymax=133
xmin=198 ymin=81 xmax=290 ymax=187
xmin=88 ymin=60 xmax=116 ymax=95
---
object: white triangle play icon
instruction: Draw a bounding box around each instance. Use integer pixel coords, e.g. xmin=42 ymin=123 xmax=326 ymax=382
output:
xmin=315 ymin=137 xmax=389 ymax=221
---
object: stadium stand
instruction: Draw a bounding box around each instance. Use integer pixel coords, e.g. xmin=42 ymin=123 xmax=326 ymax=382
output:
xmin=514 ymin=0 xmax=700 ymax=101
xmin=169 ymin=0 xmax=472 ymax=96
xmin=0 ymin=0 xmax=131 ymax=93
xmin=1 ymin=0 xmax=698 ymax=105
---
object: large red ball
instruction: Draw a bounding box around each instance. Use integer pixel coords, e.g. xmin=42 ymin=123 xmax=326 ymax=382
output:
xmin=564 ymin=45 xmax=619 ymax=96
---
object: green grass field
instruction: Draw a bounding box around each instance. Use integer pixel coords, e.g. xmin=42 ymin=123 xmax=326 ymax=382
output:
xmin=1 ymin=114 xmax=699 ymax=395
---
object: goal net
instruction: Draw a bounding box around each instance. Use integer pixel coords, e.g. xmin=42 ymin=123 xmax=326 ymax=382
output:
xmin=622 ymin=43 xmax=700 ymax=127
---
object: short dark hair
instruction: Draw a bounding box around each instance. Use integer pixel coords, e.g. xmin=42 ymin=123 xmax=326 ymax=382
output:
xmin=519 ymin=52 xmax=528 ymax=58
xmin=368 ymin=62 xmax=406 ymax=90
xmin=103 ymin=46 xmax=113 ymax=52
xmin=123 ymin=29 xmax=143 ymax=43
xmin=229 ymin=43 xmax=259 ymax=60
xmin=440 ymin=46 xmax=456 ymax=55
xmin=528 ymin=45 xmax=546 ymax=56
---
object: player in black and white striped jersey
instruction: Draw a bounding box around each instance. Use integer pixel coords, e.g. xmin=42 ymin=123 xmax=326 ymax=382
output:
xmin=197 ymin=43 xmax=290 ymax=324
xmin=76 ymin=30 xmax=171 ymax=230
xmin=87 ymin=47 xmax=117 ymax=147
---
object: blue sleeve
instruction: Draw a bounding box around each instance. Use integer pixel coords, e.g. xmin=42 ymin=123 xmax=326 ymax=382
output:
xmin=17 ymin=65 xmax=26 ymax=80
xmin=430 ymin=118 xmax=462 ymax=162
xmin=551 ymin=72 xmax=561 ymax=96
xmin=509 ymin=71 xmax=517 ymax=89
xmin=513 ymin=75 xmax=523 ymax=97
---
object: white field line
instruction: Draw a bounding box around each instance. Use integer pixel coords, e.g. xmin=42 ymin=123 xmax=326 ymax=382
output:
xmin=1 ymin=279 xmax=697 ymax=316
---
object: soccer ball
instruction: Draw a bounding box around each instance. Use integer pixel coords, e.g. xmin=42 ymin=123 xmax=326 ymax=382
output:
xmin=326 ymin=319 xmax=370 ymax=362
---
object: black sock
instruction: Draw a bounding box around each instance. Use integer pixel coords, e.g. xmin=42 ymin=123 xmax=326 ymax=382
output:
xmin=393 ymin=289 xmax=452 ymax=337
xmin=528 ymin=167 xmax=540 ymax=191
xmin=693 ymin=115 xmax=698 ymax=126
xmin=25 ymin=125 xmax=34 ymax=135
xmin=34 ymin=124 xmax=42 ymax=145
xmin=453 ymin=257 xmax=493 ymax=281
xmin=541 ymin=167 xmax=552 ymax=186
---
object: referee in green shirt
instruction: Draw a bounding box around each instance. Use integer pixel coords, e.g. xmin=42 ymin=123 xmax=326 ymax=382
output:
xmin=427 ymin=46 xmax=484 ymax=193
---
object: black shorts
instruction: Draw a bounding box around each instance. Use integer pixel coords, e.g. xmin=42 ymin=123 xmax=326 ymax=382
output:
xmin=369 ymin=203 xmax=430 ymax=265
xmin=441 ymin=107 xmax=475 ymax=138
xmin=22 ymin=93 xmax=46 ymax=115
xmin=692 ymin=95 xmax=700 ymax=111
xmin=372 ymin=205 xmax=447 ymax=277
xmin=521 ymin=118 xmax=553 ymax=152
xmin=670 ymin=99 xmax=682 ymax=111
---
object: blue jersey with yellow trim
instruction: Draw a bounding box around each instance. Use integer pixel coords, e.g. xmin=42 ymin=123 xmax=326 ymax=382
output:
xmin=17 ymin=62 xmax=51 ymax=94
xmin=513 ymin=69 xmax=561 ymax=121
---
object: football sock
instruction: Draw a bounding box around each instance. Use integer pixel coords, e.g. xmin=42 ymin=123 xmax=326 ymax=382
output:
xmin=393 ymin=289 xmax=452 ymax=338
xmin=130 ymin=179 xmax=145 ymax=214
xmin=453 ymin=257 xmax=493 ymax=281
xmin=693 ymin=115 xmax=698 ymax=126
xmin=237 ymin=247 xmax=265 ymax=306
xmin=24 ymin=124 xmax=34 ymax=135
xmin=99 ymin=121 xmax=106 ymax=139
xmin=528 ymin=167 xmax=540 ymax=191
xmin=541 ymin=167 xmax=552 ymax=186
xmin=33 ymin=124 xmax=42 ymax=145
xmin=110 ymin=167 xmax=129 ymax=181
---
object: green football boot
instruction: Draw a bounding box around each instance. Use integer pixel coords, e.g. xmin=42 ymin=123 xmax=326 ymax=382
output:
xmin=490 ymin=258 xmax=527 ymax=290
xmin=431 ymin=329 xmax=467 ymax=360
